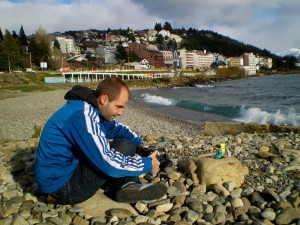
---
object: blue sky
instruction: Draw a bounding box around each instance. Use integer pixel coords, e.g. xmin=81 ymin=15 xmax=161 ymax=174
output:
xmin=0 ymin=0 xmax=299 ymax=54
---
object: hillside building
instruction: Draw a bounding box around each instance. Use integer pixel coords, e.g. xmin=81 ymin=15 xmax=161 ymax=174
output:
xmin=161 ymin=51 xmax=174 ymax=68
xmin=227 ymin=57 xmax=243 ymax=67
xmin=55 ymin=37 xmax=77 ymax=54
xmin=242 ymin=53 xmax=257 ymax=75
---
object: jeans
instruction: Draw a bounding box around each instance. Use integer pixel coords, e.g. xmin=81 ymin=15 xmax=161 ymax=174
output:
xmin=49 ymin=138 xmax=140 ymax=205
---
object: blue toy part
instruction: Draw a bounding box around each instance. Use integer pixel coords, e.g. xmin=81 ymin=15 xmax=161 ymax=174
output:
xmin=215 ymin=150 xmax=223 ymax=159
xmin=214 ymin=143 xmax=226 ymax=159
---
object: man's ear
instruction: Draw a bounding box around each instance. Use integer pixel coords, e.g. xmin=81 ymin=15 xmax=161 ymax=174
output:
xmin=98 ymin=95 xmax=108 ymax=105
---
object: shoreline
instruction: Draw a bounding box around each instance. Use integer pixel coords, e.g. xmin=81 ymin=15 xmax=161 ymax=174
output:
xmin=0 ymin=84 xmax=300 ymax=224
xmin=0 ymin=73 xmax=299 ymax=142
xmin=0 ymin=88 xmax=205 ymax=142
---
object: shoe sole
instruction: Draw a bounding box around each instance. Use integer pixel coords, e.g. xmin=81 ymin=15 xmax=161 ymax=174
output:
xmin=116 ymin=183 xmax=167 ymax=203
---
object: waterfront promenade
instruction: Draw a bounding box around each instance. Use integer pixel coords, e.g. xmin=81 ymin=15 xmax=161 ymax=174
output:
xmin=44 ymin=70 xmax=174 ymax=83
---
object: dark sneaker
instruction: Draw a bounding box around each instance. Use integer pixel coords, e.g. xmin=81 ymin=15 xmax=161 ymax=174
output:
xmin=115 ymin=182 xmax=167 ymax=203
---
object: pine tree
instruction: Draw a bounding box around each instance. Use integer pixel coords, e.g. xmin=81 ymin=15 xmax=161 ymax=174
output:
xmin=163 ymin=22 xmax=173 ymax=32
xmin=154 ymin=23 xmax=162 ymax=32
xmin=0 ymin=28 xmax=3 ymax=40
xmin=12 ymin=30 xmax=18 ymax=40
xmin=0 ymin=30 xmax=21 ymax=71
xmin=115 ymin=42 xmax=128 ymax=64
xmin=53 ymin=39 xmax=61 ymax=50
xmin=19 ymin=25 xmax=28 ymax=46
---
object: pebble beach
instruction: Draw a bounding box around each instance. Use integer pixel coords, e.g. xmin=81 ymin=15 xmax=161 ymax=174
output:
xmin=0 ymin=89 xmax=300 ymax=225
xmin=0 ymin=89 xmax=202 ymax=142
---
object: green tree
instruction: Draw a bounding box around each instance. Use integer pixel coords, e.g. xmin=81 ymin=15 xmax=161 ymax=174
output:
xmin=0 ymin=28 xmax=3 ymax=40
xmin=53 ymin=39 xmax=61 ymax=50
xmin=12 ymin=30 xmax=18 ymax=40
xmin=19 ymin=25 xmax=28 ymax=46
xmin=156 ymin=34 xmax=164 ymax=45
xmin=163 ymin=22 xmax=173 ymax=32
xmin=51 ymin=38 xmax=63 ymax=70
xmin=115 ymin=42 xmax=128 ymax=64
xmin=0 ymin=30 xmax=21 ymax=71
xmin=128 ymin=51 xmax=139 ymax=62
xmin=28 ymin=37 xmax=39 ymax=65
xmin=167 ymin=38 xmax=177 ymax=50
xmin=127 ymin=33 xmax=136 ymax=42
xmin=31 ymin=26 xmax=52 ymax=68
xmin=154 ymin=23 xmax=162 ymax=32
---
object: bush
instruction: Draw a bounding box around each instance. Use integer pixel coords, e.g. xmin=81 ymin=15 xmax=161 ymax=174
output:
xmin=215 ymin=67 xmax=245 ymax=78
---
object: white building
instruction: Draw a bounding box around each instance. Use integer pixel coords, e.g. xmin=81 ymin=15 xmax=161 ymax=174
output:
xmin=242 ymin=53 xmax=257 ymax=75
xmin=55 ymin=37 xmax=77 ymax=54
xmin=158 ymin=29 xmax=171 ymax=38
xmin=198 ymin=52 xmax=215 ymax=68
xmin=161 ymin=51 xmax=174 ymax=67
xmin=259 ymin=57 xmax=273 ymax=69
xmin=95 ymin=45 xmax=117 ymax=64
xmin=178 ymin=49 xmax=211 ymax=69
xmin=170 ymin=34 xmax=182 ymax=43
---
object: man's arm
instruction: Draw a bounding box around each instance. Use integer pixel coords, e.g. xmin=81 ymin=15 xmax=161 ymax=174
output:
xmin=63 ymin=103 xmax=152 ymax=178
xmin=104 ymin=119 xmax=143 ymax=146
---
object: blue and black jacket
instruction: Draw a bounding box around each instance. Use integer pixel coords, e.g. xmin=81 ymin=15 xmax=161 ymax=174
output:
xmin=35 ymin=86 xmax=152 ymax=194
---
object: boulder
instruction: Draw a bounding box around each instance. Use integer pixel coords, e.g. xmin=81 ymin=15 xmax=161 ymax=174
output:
xmin=76 ymin=189 xmax=138 ymax=217
xmin=204 ymin=122 xmax=300 ymax=136
xmin=204 ymin=122 xmax=270 ymax=136
xmin=178 ymin=157 xmax=248 ymax=187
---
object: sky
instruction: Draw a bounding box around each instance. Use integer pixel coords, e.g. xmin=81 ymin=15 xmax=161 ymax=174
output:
xmin=0 ymin=0 xmax=299 ymax=54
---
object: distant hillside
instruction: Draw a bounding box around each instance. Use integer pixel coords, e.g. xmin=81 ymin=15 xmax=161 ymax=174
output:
xmin=62 ymin=25 xmax=298 ymax=71
xmin=177 ymin=29 xmax=276 ymax=58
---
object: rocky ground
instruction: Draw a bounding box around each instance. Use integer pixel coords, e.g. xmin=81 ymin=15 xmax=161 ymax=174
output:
xmin=0 ymin=89 xmax=299 ymax=225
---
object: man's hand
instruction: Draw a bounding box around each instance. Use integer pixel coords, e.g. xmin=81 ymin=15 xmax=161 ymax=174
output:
xmin=149 ymin=150 xmax=160 ymax=174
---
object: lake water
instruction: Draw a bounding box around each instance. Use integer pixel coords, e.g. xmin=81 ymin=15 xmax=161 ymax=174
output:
xmin=130 ymin=74 xmax=300 ymax=127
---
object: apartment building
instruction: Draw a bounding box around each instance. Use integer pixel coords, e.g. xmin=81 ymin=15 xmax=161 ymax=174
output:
xmin=73 ymin=46 xmax=81 ymax=55
xmin=55 ymin=37 xmax=77 ymax=54
xmin=127 ymin=42 xmax=147 ymax=52
xmin=227 ymin=57 xmax=242 ymax=67
xmin=95 ymin=45 xmax=117 ymax=64
xmin=178 ymin=49 xmax=210 ymax=69
xmin=126 ymin=42 xmax=163 ymax=68
xmin=161 ymin=51 xmax=174 ymax=68
xmin=243 ymin=53 xmax=257 ymax=75
xmin=136 ymin=49 xmax=163 ymax=68
xmin=198 ymin=52 xmax=215 ymax=68
xmin=259 ymin=57 xmax=273 ymax=69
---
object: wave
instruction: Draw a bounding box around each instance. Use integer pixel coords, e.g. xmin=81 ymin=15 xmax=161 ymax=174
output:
xmin=172 ymin=84 xmax=215 ymax=89
xmin=234 ymin=107 xmax=300 ymax=127
xmin=176 ymin=100 xmax=241 ymax=117
xmin=141 ymin=93 xmax=174 ymax=105
xmin=140 ymin=93 xmax=300 ymax=126
xmin=195 ymin=84 xmax=215 ymax=88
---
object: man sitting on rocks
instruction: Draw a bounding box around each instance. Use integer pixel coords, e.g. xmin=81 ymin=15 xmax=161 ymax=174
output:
xmin=35 ymin=77 xmax=167 ymax=205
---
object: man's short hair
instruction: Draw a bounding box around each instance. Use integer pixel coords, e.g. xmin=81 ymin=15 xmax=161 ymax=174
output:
xmin=95 ymin=77 xmax=130 ymax=101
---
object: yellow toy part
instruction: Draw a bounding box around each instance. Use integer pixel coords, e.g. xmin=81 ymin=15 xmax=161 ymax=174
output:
xmin=220 ymin=143 xmax=226 ymax=155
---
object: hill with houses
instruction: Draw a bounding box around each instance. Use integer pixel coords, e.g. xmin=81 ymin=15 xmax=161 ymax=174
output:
xmin=0 ymin=24 xmax=299 ymax=73
xmin=51 ymin=26 xmax=298 ymax=75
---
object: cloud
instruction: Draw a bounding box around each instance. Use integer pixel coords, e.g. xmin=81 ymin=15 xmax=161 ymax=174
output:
xmin=0 ymin=0 xmax=158 ymax=33
xmin=0 ymin=0 xmax=299 ymax=53
xmin=129 ymin=0 xmax=300 ymax=53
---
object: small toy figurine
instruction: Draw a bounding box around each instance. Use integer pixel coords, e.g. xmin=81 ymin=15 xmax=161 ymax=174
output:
xmin=215 ymin=143 xmax=226 ymax=159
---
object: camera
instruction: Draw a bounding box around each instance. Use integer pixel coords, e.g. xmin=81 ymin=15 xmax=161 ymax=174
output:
xmin=139 ymin=146 xmax=172 ymax=170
